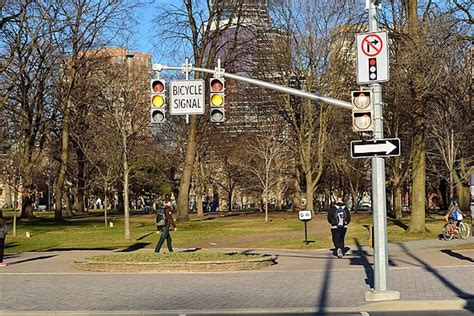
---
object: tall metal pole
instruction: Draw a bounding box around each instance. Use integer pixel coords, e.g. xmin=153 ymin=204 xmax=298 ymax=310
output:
xmin=184 ymin=58 xmax=191 ymax=124
xmin=365 ymin=0 xmax=400 ymax=301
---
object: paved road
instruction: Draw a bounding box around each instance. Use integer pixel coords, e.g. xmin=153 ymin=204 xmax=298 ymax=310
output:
xmin=0 ymin=238 xmax=473 ymax=315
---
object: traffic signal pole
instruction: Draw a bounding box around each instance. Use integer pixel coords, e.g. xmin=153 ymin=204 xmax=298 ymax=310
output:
xmin=365 ymin=0 xmax=400 ymax=301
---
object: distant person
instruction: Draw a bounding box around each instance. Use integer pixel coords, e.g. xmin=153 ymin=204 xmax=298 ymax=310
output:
xmin=96 ymin=197 xmax=102 ymax=209
xmin=154 ymin=200 xmax=177 ymax=253
xmin=445 ymin=200 xmax=465 ymax=230
xmin=0 ymin=211 xmax=7 ymax=267
xmin=210 ymin=199 xmax=217 ymax=212
xmin=327 ymin=196 xmax=351 ymax=258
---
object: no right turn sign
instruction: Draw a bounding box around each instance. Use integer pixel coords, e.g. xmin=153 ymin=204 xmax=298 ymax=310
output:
xmin=356 ymin=31 xmax=389 ymax=84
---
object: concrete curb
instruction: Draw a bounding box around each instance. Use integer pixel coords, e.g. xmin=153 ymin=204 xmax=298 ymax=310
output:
xmin=1 ymin=300 xmax=473 ymax=315
xmin=359 ymin=299 xmax=474 ymax=312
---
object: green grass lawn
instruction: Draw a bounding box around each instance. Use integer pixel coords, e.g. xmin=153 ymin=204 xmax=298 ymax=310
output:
xmin=1 ymin=209 xmax=469 ymax=254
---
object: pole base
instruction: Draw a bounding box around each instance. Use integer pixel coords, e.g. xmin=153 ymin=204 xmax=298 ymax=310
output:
xmin=365 ymin=290 xmax=400 ymax=302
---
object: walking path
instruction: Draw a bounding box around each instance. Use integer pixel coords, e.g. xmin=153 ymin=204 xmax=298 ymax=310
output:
xmin=0 ymin=238 xmax=473 ymax=314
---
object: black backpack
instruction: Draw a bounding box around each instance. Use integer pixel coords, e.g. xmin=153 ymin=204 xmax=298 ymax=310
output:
xmin=156 ymin=209 xmax=166 ymax=227
xmin=335 ymin=206 xmax=347 ymax=227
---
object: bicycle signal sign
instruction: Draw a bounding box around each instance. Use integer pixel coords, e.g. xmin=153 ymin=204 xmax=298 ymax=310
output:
xmin=356 ymin=31 xmax=389 ymax=84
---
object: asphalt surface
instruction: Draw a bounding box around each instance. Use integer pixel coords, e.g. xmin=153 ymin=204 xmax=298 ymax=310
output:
xmin=0 ymin=238 xmax=473 ymax=315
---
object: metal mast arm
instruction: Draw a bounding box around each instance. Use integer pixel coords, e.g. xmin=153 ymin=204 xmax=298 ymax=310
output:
xmin=154 ymin=64 xmax=351 ymax=110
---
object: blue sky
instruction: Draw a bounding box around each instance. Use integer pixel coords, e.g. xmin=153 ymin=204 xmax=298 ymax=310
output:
xmin=129 ymin=1 xmax=157 ymax=60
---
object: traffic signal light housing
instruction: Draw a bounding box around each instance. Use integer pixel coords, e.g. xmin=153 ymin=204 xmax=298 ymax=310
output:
xmin=151 ymin=79 xmax=166 ymax=124
xmin=209 ymin=77 xmax=225 ymax=122
xmin=351 ymin=90 xmax=374 ymax=133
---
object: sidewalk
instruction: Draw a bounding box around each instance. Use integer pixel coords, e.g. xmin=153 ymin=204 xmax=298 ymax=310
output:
xmin=2 ymin=236 xmax=471 ymax=273
xmin=0 ymin=238 xmax=473 ymax=314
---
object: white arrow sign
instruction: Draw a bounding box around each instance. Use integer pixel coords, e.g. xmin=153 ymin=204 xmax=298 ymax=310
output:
xmin=353 ymin=142 xmax=396 ymax=154
xmin=351 ymin=138 xmax=401 ymax=158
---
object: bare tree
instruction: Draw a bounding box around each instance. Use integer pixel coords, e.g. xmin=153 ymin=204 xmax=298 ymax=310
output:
xmin=1 ymin=1 xmax=58 ymax=219
xmin=92 ymin=51 xmax=150 ymax=240
xmin=153 ymin=0 xmax=251 ymax=221
xmin=269 ymin=0 xmax=360 ymax=213
xmin=240 ymin=121 xmax=287 ymax=222
xmin=49 ymin=0 xmax=137 ymax=221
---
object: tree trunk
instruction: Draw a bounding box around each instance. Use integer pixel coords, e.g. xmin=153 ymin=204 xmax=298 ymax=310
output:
xmin=123 ymin=133 xmax=131 ymax=240
xmin=19 ymin=140 xmax=35 ymax=219
xmin=197 ymin=186 xmax=203 ymax=217
xmin=394 ymin=185 xmax=403 ymax=219
xmin=304 ymin=171 xmax=314 ymax=212
xmin=75 ymin=146 xmax=86 ymax=213
xmin=292 ymin=178 xmax=302 ymax=212
xmin=407 ymin=0 xmax=418 ymax=34
xmin=176 ymin=115 xmax=198 ymax=222
xmin=265 ymin=198 xmax=269 ymax=222
xmin=20 ymin=194 xmax=35 ymax=220
xmin=103 ymin=181 xmax=108 ymax=212
xmin=55 ymin=100 xmax=72 ymax=222
xmin=65 ymin=188 xmax=73 ymax=216
xmin=275 ymin=177 xmax=283 ymax=211
xmin=104 ymin=181 xmax=108 ymax=227
xmin=453 ymin=171 xmax=470 ymax=212
xmin=408 ymin=113 xmax=426 ymax=233
xmin=227 ymin=189 xmax=232 ymax=212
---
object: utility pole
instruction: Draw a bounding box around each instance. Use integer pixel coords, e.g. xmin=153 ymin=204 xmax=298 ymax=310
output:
xmin=364 ymin=0 xmax=400 ymax=302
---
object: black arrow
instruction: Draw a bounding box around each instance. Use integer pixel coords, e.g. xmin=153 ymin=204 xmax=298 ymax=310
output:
xmin=371 ymin=39 xmax=379 ymax=46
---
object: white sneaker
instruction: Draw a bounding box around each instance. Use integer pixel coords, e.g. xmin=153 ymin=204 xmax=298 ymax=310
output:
xmin=0 ymin=262 xmax=8 ymax=267
xmin=337 ymin=248 xmax=343 ymax=258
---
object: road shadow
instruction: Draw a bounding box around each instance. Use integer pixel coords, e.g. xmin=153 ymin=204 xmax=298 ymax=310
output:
xmin=45 ymin=247 xmax=115 ymax=251
xmin=116 ymin=242 xmax=150 ymax=252
xmin=440 ymin=249 xmax=474 ymax=263
xmin=7 ymin=254 xmax=57 ymax=265
xmin=4 ymin=242 xmax=20 ymax=249
xmin=388 ymin=218 xmax=409 ymax=230
xmin=136 ymin=232 xmax=155 ymax=241
xmin=179 ymin=248 xmax=202 ymax=253
xmin=350 ymin=238 xmax=374 ymax=288
xmin=397 ymin=243 xmax=474 ymax=312
xmin=240 ymin=249 xmax=330 ymax=261
xmin=316 ymin=252 xmax=333 ymax=315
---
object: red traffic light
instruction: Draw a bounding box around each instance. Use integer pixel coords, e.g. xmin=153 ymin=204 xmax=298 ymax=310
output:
xmin=210 ymin=78 xmax=224 ymax=92
xmin=152 ymin=80 xmax=165 ymax=93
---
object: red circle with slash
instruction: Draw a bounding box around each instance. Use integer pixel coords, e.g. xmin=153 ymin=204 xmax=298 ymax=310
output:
xmin=361 ymin=34 xmax=383 ymax=57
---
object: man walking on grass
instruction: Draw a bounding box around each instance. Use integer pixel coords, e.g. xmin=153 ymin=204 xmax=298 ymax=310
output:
xmin=327 ymin=196 xmax=351 ymax=258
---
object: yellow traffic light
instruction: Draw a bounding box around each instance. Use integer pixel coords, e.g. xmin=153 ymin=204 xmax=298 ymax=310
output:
xmin=151 ymin=79 xmax=166 ymax=124
xmin=152 ymin=95 xmax=165 ymax=107
xmin=351 ymin=90 xmax=374 ymax=133
xmin=209 ymin=77 xmax=225 ymax=122
xmin=210 ymin=94 xmax=224 ymax=107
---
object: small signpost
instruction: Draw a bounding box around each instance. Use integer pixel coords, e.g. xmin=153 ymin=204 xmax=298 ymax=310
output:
xmin=351 ymin=138 xmax=401 ymax=159
xmin=169 ymin=79 xmax=205 ymax=115
xmin=298 ymin=210 xmax=313 ymax=245
xmin=356 ymin=31 xmax=389 ymax=84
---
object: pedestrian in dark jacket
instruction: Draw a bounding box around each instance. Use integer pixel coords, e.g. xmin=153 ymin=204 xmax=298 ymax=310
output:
xmin=154 ymin=201 xmax=177 ymax=253
xmin=327 ymin=196 xmax=351 ymax=258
